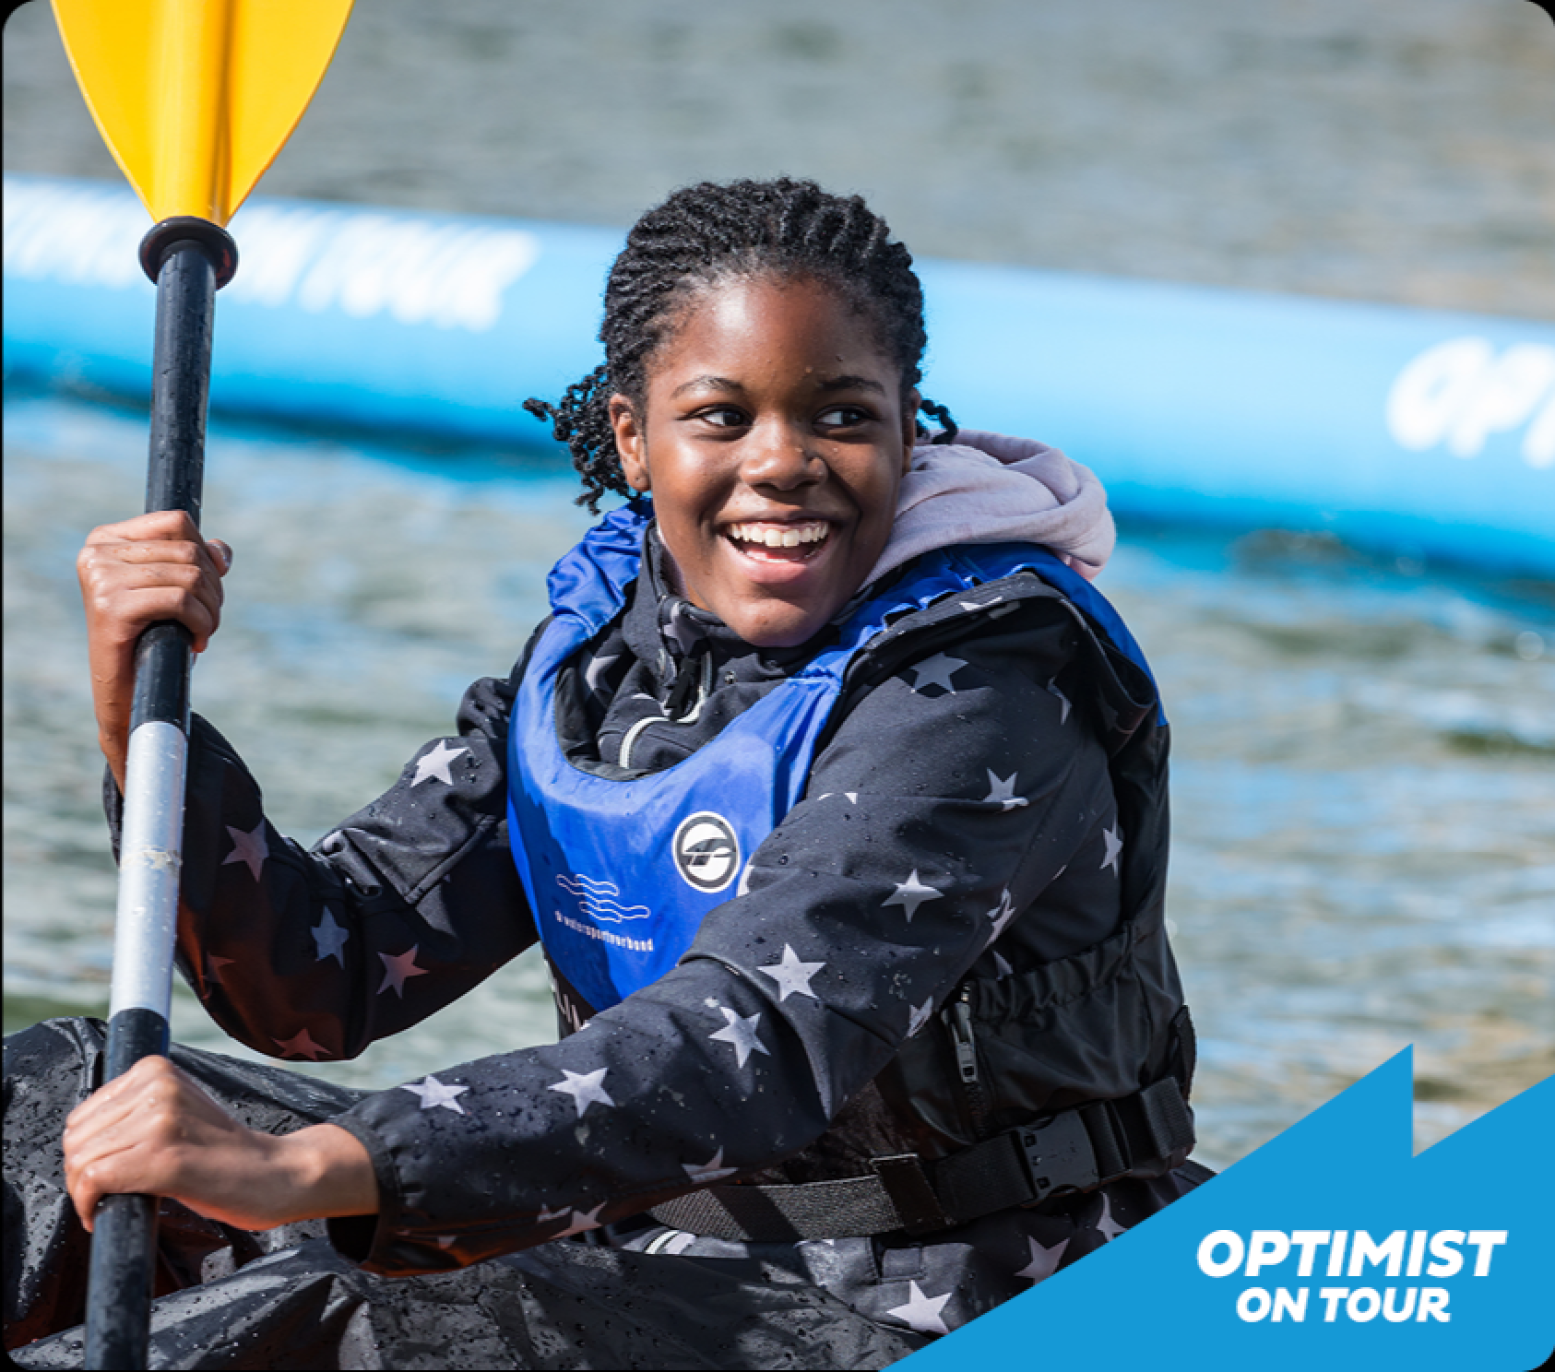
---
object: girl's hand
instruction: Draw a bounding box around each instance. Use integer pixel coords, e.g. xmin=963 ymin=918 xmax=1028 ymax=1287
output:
xmin=62 ymin=1055 xmax=378 ymax=1233
xmin=76 ymin=512 xmax=233 ymax=788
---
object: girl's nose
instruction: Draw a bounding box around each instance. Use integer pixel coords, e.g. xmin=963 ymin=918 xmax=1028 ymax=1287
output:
xmin=739 ymin=420 xmax=822 ymax=490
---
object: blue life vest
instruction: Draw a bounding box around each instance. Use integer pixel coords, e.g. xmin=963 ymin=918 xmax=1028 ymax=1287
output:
xmin=506 ymin=501 xmax=1153 ymax=1013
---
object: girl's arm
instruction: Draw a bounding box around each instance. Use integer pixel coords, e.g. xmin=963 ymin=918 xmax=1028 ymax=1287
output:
xmin=80 ymin=513 xmax=542 ymax=1064
xmin=146 ymin=681 xmax=537 ymax=1063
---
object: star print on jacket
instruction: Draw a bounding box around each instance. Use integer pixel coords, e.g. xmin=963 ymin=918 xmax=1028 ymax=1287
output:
xmin=312 ymin=907 xmax=350 ymax=966
xmin=412 ymin=740 xmax=469 ymax=786
xmin=906 ymin=997 xmax=936 ymax=1037
xmin=883 ymin=869 xmax=943 ymax=922
xmin=709 ymin=1006 xmax=770 ymax=1068
xmin=982 ymin=771 xmax=1027 ymax=809
xmin=757 ymin=945 xmax=825 ymax=1002
xmin=906 ymin=652 xmax=967 ymax=694
xmin=272 ymin=1026 xmax=330 ymax=1060
xmin=547 ymin=1202 xmax=606 ymax=1238
xmin=377 ymin=946 xmax=429 ymax=997
xmin=222 ymin=820 xmax=268 ymax=881
xmin=985 ymin=887 xmax=1018 ymax=941
xmin=682 ymin=1148 xmax=739 ymax=1184
xmin=886 ymin=1280 xmax=953 ymax=1335
xmin=1101 ymin=821 xmax=1124 ymax=876
xmin=1095 ymin=1191 xmax=1128 ymax=1241
xmin=401 ymin=1075 xmax=469 ymax=1114
xmin=1014 ymin=1234 xmax=1070 ymax=1282
xmin=547 ymin=1067 xmax=615 ymax=1118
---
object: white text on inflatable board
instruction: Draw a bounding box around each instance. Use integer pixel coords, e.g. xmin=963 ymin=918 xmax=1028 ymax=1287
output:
xmin=2 ymin=180 xmax=541 ymax=332
xmin=231 ymin=208 xmax=541 ymax=331
xmin=2 ymin=182 xmax=148 ymax=289
xmin=1387 ymin=337 xmax=1555 ymax=469
xmin=1196 ymin=1228 xmax=1509 ymax=1324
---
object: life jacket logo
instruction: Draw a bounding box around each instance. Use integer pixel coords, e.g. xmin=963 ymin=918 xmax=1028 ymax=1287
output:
xmin=672 ymin=812 xmax=741 ymax=893
xmin=557 ymin=873 xmax=649 ymax=923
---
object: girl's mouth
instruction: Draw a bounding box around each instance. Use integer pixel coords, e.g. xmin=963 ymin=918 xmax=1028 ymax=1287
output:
xmin=723 ymin=520 xmax=832 ymax=563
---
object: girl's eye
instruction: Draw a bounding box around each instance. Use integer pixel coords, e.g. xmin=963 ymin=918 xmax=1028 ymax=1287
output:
xmin=700 ymin=406 xmax=748 ymax=428
xmin=817 ymin=406 xmax=869 ymax=428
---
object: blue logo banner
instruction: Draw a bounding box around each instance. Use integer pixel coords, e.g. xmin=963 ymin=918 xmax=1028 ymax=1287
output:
xmin=897 ymin=1049 xmax=1553 ymax=1370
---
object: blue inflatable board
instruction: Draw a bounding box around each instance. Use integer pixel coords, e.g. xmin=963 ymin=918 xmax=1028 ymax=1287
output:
xmin=5 ymin=174 xmax=1552 ymax=576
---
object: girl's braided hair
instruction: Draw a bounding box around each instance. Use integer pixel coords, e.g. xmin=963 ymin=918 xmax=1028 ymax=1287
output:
xmin=524 ymin=177 xmax=958 ymax=513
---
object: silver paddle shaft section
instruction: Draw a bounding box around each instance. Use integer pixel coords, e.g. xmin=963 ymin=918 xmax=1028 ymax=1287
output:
xmin=108 ymin=720 xmax=187 ymax=1019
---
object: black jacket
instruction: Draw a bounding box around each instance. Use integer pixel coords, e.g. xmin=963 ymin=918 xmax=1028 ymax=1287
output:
xmin=132 ymin=537 xmax=1191 ymax=1276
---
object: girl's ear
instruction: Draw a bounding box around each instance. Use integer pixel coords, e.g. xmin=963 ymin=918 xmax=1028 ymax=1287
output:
xmin=610 ymin=394 xmax=650 ymax=492
xmin=901 ymin=389 xmax=921 ymax=472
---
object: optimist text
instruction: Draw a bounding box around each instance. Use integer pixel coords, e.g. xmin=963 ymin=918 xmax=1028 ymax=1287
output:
xmin=1196 ymin=1229 xmax=1508 ymax=1323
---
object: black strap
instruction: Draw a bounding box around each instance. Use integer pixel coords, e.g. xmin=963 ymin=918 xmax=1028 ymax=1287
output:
xmin=646 ymin=1172 xmax=906 ymax=1242
xmin=648 ymin=1076 xmax=1197 ymax=1243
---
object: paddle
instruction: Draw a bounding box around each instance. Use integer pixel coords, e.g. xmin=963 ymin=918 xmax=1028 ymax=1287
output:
xmin=48 ymin=2 xmax=353 ymax=1365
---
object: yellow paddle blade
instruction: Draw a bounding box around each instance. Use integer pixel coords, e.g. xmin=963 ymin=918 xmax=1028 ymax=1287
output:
xmin=50 ymin=0 xmax=354 ymax=226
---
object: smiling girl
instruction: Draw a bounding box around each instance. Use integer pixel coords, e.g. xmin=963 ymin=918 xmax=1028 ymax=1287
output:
xmin=7 ymin=179 xmax=1206 ymax=1367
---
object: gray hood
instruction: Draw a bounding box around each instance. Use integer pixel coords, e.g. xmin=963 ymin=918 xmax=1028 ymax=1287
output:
xmin=869 ymin=429 xmax=1115 ymax=585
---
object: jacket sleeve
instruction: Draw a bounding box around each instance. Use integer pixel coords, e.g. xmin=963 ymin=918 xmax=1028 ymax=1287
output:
xmin=326 ymin=601 xmax=1129 ymax=1274
xmin=105 ymin=666 xmax=540 ymax=1064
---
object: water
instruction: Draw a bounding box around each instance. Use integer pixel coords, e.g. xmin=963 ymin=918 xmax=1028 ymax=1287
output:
xmin=5 ymin=0 xmax=1553 ymax=317
xmin=4 ymin=0 xmax=1553 ymax=1169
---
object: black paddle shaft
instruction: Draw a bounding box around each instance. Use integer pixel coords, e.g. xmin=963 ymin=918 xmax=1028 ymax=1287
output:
xmin=129 ymin=221 xmax=236 ymax=729
xmin=84 ymin=219 xmax=236 ymax=1372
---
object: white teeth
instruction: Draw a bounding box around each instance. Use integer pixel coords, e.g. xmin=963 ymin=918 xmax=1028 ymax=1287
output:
xmin=727 ymin=521 xmax=829 ymax=549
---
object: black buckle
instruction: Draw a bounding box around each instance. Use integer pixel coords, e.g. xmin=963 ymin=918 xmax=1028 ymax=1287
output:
xmin=1017 ymin=1111 xmax=1100 ymax=1202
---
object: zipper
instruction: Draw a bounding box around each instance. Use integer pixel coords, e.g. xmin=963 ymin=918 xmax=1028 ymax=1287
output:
xmin=946 ymin=988 xmax=992 ymax=1138
xmin=619 ymin=654 xmax=713 ymax=769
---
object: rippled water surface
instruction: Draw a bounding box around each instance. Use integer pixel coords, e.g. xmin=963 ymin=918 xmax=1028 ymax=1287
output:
xmin=4 ymin=0 xmax=1553 ymax=1167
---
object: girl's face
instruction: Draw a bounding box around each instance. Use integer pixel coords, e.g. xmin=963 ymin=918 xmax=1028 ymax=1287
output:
xmin=610 ymin=274 xmax=917 ymax=648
